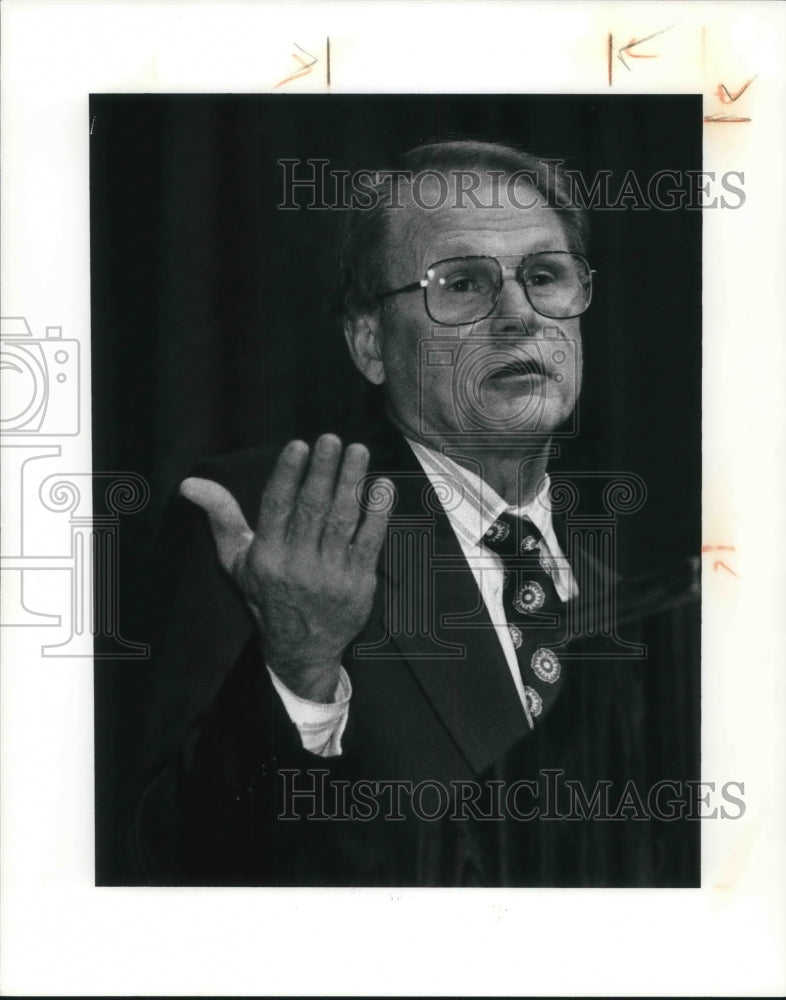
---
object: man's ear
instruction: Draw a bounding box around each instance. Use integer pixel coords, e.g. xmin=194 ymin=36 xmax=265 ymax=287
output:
xmin=343 ymin=312 xmax=386 ymax=385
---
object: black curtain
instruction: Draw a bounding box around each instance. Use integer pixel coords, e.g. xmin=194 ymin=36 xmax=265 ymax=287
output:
xmin=90 ymin=94 xmax=701 ymax=883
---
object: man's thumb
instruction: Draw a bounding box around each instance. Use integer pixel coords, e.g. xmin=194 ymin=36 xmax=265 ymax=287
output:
xmin=180 ymin=477 xmax=254 ymax=572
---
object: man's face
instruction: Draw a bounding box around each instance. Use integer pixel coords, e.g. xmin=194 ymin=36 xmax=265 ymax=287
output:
xmin=365 ymin=177 xmax=583 ymax=446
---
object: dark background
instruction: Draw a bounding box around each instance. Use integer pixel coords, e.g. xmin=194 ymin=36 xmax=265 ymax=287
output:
xmin=90 ymin=94 xmax=702 ymax=883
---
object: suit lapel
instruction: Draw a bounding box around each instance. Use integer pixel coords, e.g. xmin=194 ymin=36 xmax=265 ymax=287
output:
xmin=359 ymin=427 xmax=531 ymax=777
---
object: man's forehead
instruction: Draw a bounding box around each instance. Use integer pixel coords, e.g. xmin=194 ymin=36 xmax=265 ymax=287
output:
xmin=384 ymin=173 xmax=564 ymax=271
xmin=393 ymin=170 xmax=549 ymax=213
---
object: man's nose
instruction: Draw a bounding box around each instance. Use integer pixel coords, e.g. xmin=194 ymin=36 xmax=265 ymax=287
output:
xmin=491 ymin=274 xmax=538 ymax=333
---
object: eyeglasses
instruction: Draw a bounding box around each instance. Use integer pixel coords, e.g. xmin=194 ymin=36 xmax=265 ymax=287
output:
xmin=378 ymin=252 xmax=594 ymax=325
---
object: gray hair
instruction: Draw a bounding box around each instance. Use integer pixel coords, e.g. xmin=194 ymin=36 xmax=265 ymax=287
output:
xmin=336 ymin=139 xmax=589 ymax=324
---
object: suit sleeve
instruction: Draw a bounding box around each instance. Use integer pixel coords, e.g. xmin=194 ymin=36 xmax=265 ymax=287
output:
xmin=131 ymin=455 xmax=357 ymax=885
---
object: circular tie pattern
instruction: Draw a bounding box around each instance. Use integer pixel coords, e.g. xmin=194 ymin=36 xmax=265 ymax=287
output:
xmin=523 ymin=686 xmax=543 ymax=717
xmin=520 ymin=534 xmax=539 ymax=553
xmin=530 ymin=646 xmax=561 ymax=684
xmin=483 ymin=520 xmax=509 ymax=545
xmin=481 ymin=516 xmax=564 ymax=727
xmin=513 ymin=580 xmax=546 ymax=615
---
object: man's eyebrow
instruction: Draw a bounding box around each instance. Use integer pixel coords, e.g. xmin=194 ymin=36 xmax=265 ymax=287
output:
xmin=425 ymin=239 xmax=570 ymax=260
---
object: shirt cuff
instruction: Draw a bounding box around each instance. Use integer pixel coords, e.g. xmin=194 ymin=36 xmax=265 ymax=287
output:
xmin=266 ymin=665 xmax=352 ymax=757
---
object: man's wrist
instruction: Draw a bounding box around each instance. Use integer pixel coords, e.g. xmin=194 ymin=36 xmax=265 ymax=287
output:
xmin=266 ymin=656 xmax=342 ymax=703
xmin=266 ymin=665 xmax=352 ymax=757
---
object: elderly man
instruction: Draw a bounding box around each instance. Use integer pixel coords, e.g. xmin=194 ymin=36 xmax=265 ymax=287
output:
xmin=135 ymin=140 xmax=699 ymax=887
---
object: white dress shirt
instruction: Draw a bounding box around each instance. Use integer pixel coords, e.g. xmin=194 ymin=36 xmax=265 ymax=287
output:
xmin=267 ymin=438 xmax=578 ymax=755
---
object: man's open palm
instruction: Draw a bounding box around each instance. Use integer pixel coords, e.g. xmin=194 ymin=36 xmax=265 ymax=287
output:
xmin=180 ymin=435 xmax=392 ymax=702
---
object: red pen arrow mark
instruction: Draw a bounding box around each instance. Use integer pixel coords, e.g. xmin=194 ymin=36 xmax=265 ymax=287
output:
xmin=702 ymin=545 xmax=740 ymax=577
xmin=616 ymin=25 xmax=675 ymax=72
xmin=274 ymin=42 xmax=318 ymax=90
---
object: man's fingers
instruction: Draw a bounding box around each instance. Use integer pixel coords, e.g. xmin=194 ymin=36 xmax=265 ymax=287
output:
xmin=286 ymin=434 xmax=343 ymax=546
xmin=351 ymin=477 xmax=394 ymax=570
xmin=320 ymin=443 xmax=370 ymax=556
xmin=255 ymin=439 xmax=310 ymax=544
xmin=180 ymin=477 xmax=253 ymax=574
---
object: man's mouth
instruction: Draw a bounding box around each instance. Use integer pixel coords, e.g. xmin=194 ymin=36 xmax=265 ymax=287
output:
xmin=486 ymin=357 xmax=548 ymax=381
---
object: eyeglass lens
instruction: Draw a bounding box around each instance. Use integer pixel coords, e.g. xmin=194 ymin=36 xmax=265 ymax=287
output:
xmin=428 ymin=253 xmax=591 ymax=323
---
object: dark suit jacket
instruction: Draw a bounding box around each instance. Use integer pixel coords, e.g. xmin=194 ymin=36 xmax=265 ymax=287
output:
xmin=133 ymin=425 xmax=700 ymax=887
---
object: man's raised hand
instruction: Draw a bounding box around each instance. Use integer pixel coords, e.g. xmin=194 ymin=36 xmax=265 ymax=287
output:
xmin=180 ymin=435 xmax=392 ymax=702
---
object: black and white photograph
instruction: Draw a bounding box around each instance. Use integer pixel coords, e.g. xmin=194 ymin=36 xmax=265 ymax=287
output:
xmin=91 ymin=93 xmax=703 ymax=888
xmin=3 ymin=3 xmax=785 ymax=995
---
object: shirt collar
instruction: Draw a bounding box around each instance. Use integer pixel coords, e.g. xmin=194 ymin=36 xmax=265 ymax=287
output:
xmin=405 ymin=438 xmax=555 ymax=549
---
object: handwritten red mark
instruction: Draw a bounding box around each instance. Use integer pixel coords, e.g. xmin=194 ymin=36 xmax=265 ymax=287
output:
xmin=704 ymin=75 xmax=756 ymax=122
xmin=703 ymin=113 xmax=752 ymax=124
xmin=274 ymin=42 xmax=318 ymax=90
xmin=702 ymin=545 xmax=739 ymax=577
xmin=608 ymin=24 xmax=674 ymax=84
xmin=615 ymin=25 xmax=674 ymax=72
xmin=716 ymin=76 xmax=757 ymax=104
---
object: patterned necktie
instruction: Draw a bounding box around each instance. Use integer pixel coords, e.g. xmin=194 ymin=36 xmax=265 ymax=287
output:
xmin=481 ymin=511 xmax=565 ymax=727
